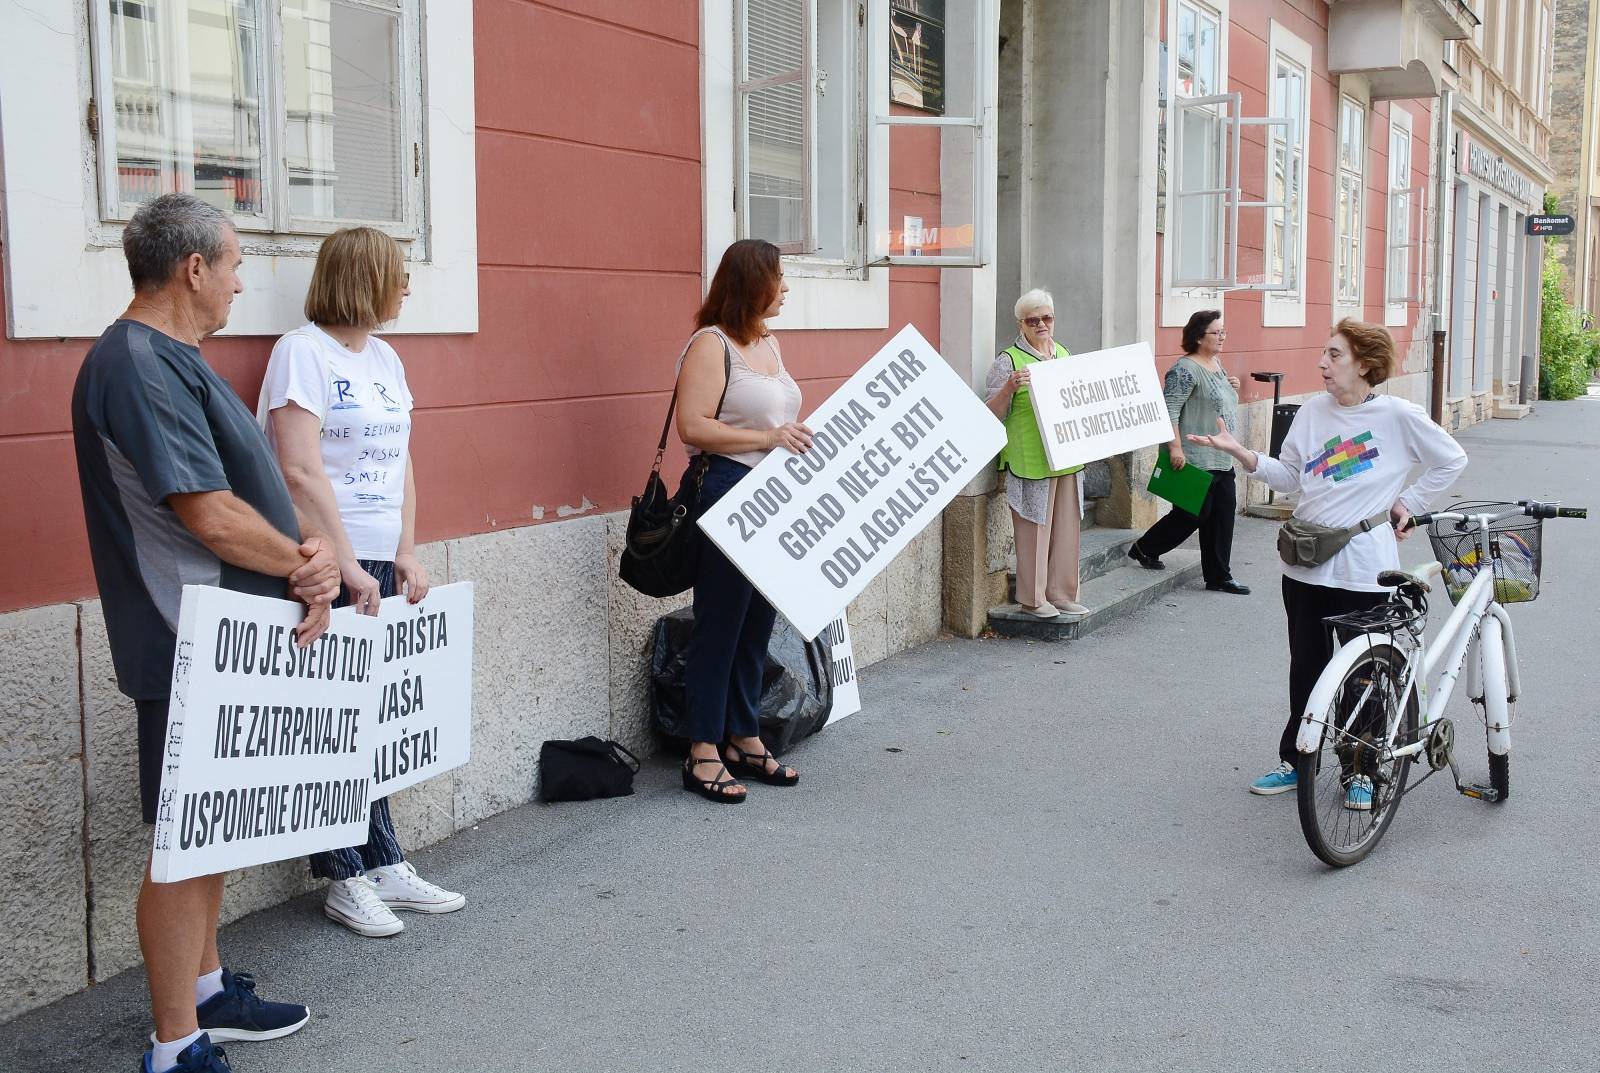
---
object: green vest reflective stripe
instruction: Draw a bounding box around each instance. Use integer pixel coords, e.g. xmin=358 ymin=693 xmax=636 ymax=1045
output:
xmin=997 ymin=343 xmax=1083 ymax=480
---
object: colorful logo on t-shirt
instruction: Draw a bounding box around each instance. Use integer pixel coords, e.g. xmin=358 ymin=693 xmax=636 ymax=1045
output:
xmin=1306 ymin=432 xmax=1378 ymax=482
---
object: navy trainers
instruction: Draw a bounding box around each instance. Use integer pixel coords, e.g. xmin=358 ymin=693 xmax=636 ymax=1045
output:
xmin=196 ymin=969 xmax=309 ymax=1043
xmin=143 ymin=1033 xmax=231 ymax=1072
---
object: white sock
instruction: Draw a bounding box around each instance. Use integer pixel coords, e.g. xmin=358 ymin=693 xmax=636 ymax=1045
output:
xmin=195 ymin=967 xmax=224 ymax=1005
xmin=151 ymin=1029 xmax=205 ymax=1072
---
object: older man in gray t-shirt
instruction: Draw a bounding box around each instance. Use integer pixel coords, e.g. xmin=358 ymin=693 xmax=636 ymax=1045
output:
xmin=71 ymin=193 xmax=340 ymax=1073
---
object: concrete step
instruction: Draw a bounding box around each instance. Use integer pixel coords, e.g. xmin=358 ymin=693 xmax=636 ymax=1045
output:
xmin=1006 ymin=526 xmax=1139 ymax=602
xmin=989 ymin=550 xmax=1205 ymax=642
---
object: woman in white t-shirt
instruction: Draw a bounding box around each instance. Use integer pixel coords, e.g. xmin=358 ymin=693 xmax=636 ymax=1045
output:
xmin=1188 ymin=319 xmax=1467 ymax=807
xmin=258 ymin=227 xmax=466 ymax=937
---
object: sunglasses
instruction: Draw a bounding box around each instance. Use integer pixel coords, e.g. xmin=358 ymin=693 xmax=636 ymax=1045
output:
xmin=1022 ymin=314 xmax=1055 ymax=328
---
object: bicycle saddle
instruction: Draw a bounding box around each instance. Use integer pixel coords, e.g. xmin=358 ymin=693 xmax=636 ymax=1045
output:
xmin=1377 ymin=561 xmax=1442 ymax=595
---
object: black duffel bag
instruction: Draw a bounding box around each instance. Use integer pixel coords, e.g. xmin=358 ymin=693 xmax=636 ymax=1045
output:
xmin=647 ymin=608 xmax=834 ymax=755
xmin=538 ymin=737 xmax=640 ymax=802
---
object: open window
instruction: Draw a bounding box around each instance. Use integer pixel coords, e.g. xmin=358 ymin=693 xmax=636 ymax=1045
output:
xmin=1386 ymin=108 xmax=1424 ymax=316
xmin=1169 ymin=91 xmax=1299 ymax=292
xmin=88 ymin=0 xmax=425 ymax=240
xmin=868 ymin=0 xmax=992 ymax=268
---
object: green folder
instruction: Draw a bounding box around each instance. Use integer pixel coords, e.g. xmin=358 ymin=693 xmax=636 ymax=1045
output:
xmin=1146 ymin=446 xmax=1213 ymax=516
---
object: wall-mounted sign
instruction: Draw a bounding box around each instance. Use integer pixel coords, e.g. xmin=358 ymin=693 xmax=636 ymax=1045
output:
xmin=1457 ymin=132 xmax=1537 ymax=207
xmin=1527 ymin=214 xmax=1575 ymax=236
xmin=890 ymin=0 xmax=944 ymax=114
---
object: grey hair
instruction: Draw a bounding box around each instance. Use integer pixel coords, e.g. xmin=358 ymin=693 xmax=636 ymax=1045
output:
xmin=1014 ymin=288 xmax=1054 ymax=320
xmin=122 ymin=193 xmax=235 ymax=292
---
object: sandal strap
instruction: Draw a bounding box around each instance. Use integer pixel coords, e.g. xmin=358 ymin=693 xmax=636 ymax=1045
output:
xmin=686 ymin=757 xmax=745 ymax=795
xmin=726 ymin=744 xmax=782 ymax=767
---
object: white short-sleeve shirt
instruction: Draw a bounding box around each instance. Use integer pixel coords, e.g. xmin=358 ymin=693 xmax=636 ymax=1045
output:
xmin=257 ymin=323 xmax=414 ymax=561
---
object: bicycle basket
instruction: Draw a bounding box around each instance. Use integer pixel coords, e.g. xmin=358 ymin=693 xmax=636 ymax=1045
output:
xmin=1427 ymin=502 xmax=1542 ymax=605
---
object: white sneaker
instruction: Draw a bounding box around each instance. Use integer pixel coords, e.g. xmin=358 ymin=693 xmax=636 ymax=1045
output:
xmin=1022 ymin=601 xmax=1060 ymax=618
xmin=368 ymin=861 xmax=466 ymax=914
xmin=324 ymin=876 xmax=403 ymax=937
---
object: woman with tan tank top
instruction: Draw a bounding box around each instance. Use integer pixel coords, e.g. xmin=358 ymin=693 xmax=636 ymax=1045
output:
xmin=674 ymin=239 xmax=814 ymax=803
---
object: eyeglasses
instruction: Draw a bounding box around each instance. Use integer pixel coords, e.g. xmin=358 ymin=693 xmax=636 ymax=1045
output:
xmin=1022 ymin=314 xmax=1055 ymax=328
xmin=403 ymin=272 xmax=411 ymax=287
xmin=1204 ymin=329 xmax=1227 ymax=338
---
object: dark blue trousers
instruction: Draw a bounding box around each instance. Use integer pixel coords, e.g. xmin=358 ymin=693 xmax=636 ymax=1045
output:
xmin=309 ymin=558 xmax=406 ymax=881
xmin=683 ymin=456 xmax=777 ymax=744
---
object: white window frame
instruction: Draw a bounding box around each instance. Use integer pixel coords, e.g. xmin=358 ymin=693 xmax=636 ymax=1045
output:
xmin=1333 ymin=82 xmax=1369 ymax=319
xmin=1161 ymin=0 xmax=1229 ymax=328
xmin=704 ymin=0 xmax=887 ymax=329
xmin=867 ymin=0 xmax=994 ymax=269
xmin=0 ymin=0 xmax=477 ymax=339
xmin=1385 ymin=105 xmax=1422 ymax=325
xmin=1263 ymin=21 xmax=1310 ymax=328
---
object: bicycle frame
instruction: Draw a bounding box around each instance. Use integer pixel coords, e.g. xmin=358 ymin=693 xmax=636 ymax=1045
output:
xmin=1293 ymin=518 xmax=1520 ymax=760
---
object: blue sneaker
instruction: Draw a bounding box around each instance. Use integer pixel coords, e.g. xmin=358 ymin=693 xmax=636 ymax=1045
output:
xmin=143 ymin=1033 xmax=231 ymax=1072
xmin=1249 ymin=761 xmax=1299 ymax=795
xmin=196 ymin=970 xmax=309 ymax=1043
xmin=1344 ymin=775 xmax=1374 ymax=811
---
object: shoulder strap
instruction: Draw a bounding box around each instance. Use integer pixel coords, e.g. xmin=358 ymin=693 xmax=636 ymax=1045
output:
xmin=654 ymin=329 xmax=733 ymax=469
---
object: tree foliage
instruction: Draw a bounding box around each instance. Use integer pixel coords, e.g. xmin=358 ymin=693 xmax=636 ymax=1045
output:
xmin=1539 ymin=193 xmax=1600 ymax=400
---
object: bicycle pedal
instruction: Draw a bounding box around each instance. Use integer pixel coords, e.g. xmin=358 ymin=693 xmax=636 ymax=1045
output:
xmin=1459 ymin=783 xmax=1501 ymax=803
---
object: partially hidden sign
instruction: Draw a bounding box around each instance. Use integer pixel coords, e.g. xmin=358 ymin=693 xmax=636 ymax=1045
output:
xmin=1024 ymin=342 xmax=1171 ymax=472
xmin=152 ymin=583 xmax=475 ymax=883
xmin=370 ymin=583 xmax=474 ymax=800
xmin=152 ymin=587 xmax=380 ymax=883
xmin=820 ymin=614 xmax=861 ymax=726
xmin=698 ymin=324 xmax=1006 ymax=640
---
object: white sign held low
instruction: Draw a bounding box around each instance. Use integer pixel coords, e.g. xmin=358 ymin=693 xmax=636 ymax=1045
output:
xmin=151 ymin=587 xmax=381 ymax=883
xmin=370 ymin=582 xmax=474 ymax=800
xmin=699 ymin=324 xmax=1006 ymax=639
xmin=1026 ymin=342 xmax=1171 ymax=471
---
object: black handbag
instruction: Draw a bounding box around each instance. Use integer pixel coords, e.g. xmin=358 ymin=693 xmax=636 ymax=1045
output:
xmin=618 ymin=333 xmax=732 ymax=598
xmin=538 ymin=737 xmax=641 ymax=802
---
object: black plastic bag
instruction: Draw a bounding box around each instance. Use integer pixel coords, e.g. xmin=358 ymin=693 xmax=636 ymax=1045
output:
xmin=648 ymin=608 xmax=833 ymax=755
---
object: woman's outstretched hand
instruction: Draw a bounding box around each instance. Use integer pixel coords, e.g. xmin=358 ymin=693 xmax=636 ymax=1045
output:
xmin=1186 ymin=417 xmax=1242 ymax=455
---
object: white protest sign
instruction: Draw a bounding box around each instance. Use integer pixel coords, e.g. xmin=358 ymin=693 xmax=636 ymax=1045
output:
xmin=699 ymin=324 xmax=1006 ymax=640
xmin=370 ymin=582 xmax=474 ymax=800
xmin=820 ymin=614 xmax=861 ymax=726
xmin=151 ymin=586 xmax=380 ymax=883
xmin=1025 ymin=342 xmax=1171 ymax=471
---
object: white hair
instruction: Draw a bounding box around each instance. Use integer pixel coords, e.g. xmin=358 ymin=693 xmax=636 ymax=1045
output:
xmin=1014 ymin=288 xmax=1054 ymax=320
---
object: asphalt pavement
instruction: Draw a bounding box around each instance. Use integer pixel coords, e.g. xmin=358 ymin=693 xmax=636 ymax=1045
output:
xmin=4 ymin=394 xmax=1596 ymax=1073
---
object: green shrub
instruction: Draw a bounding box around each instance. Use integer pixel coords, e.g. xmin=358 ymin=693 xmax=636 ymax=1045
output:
xmin=1539 ymin=194 xmax=1600 ymax=400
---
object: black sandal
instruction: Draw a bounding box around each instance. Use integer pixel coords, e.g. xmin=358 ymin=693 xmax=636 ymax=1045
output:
xmin=723 ymin=743 xmax=799 ymax=787
xmin=682 ymin=757 xmax=747 ymax=803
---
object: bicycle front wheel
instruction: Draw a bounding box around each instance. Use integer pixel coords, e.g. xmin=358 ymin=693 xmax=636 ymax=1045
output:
xmin=1296 ymin=643 xmax=1418 ymax=867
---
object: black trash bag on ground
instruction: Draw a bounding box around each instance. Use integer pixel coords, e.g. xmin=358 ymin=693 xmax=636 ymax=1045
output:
xmin=648 ymin=608 xmax=833 ymax=755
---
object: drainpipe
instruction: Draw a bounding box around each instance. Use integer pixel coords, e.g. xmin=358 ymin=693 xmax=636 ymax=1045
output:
xmin=1429 ymin=86 xmax=1454 ymax=426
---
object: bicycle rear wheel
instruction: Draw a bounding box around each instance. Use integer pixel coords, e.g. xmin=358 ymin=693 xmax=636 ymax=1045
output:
xmin=1296 ymin=643 xmax=1418 ymax=867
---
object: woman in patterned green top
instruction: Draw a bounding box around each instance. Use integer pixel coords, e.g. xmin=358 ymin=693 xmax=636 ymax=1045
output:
xmin=1127 ymin=310 xmax=1250 ymax=595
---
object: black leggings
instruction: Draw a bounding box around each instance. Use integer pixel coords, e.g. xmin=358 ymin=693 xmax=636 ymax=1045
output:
xmin=1279 ymin=576 xmax=1387 ymax=765
xmin=1132 ymin=468 xmax=1237 ymax=585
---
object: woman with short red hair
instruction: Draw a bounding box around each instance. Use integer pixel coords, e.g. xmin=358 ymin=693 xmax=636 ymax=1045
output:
xmin=673 ymin=239 xmax=814 ymax=803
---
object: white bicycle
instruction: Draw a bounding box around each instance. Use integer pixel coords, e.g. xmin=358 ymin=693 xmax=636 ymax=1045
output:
xmin=1293 ymin=499 xmax=1588 ymax=867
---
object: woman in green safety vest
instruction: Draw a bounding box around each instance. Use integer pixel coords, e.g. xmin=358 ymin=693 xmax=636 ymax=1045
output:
xmin=983 ymin=288 xmax=1090 ymax=619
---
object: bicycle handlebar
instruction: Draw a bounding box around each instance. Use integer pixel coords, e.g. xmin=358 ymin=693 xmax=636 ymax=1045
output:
xmin=1408 ymin=500 xmax=1589 ymax=530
